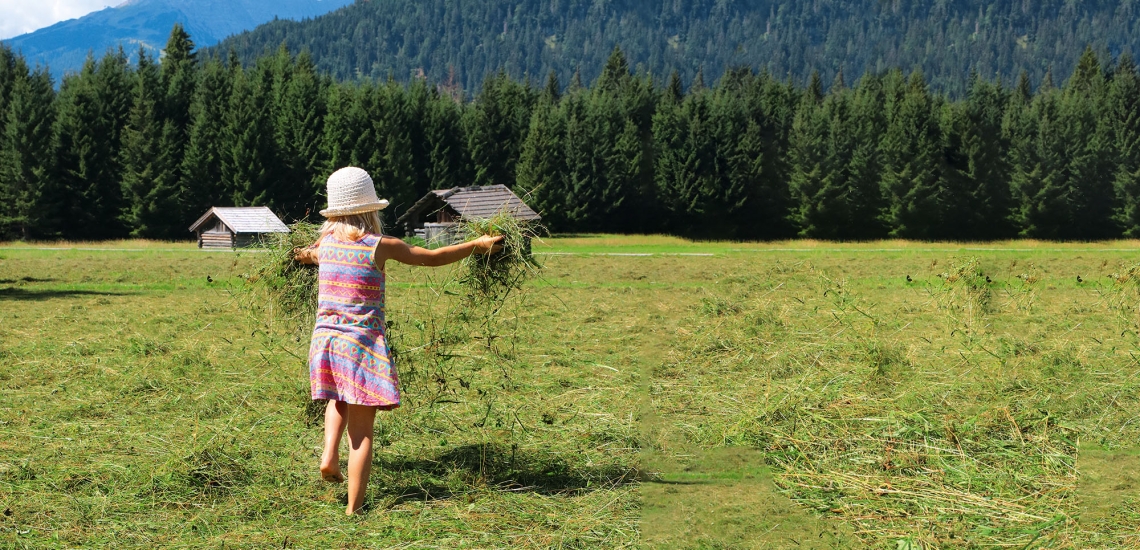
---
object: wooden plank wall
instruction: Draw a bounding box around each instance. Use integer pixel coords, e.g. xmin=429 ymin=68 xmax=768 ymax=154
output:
xmin=199 ymin=231 xmax=234 ymax=249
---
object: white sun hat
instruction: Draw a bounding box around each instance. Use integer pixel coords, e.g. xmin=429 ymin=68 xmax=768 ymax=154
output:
xmin=320 ymin=167 xmax=390 ymax=217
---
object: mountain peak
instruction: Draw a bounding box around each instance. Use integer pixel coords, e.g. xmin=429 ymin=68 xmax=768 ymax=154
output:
xmin=2 ymin=0 xmax=353 ymax=79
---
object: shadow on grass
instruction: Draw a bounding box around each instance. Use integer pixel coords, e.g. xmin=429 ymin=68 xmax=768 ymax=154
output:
xmin=0 ymin=287 xmax=129 ymax=301
xmin=372 ymin=443 xmax=638 ymax=506
xmin=0 ymin=277 xmax=56 ymax=284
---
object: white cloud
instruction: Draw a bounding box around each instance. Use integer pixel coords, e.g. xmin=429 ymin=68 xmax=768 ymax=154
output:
xmin=0 ymin=0 xmax=115 ymax=40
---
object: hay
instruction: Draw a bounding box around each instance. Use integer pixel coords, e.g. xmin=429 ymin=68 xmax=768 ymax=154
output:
xmin=250 ymin=222 xmax=322 ymax=323
xmin=454 ymin=212 xmax=542 ymax=305
xmin=246 ymin=215 xmax=541 ymax=325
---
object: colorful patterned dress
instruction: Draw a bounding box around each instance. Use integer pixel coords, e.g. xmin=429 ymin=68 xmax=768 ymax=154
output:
xmin=308 ymin=233 xmax=400 ymax=409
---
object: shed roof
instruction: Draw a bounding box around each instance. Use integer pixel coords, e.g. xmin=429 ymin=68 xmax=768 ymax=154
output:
xmin=396 ymin=185 xmax=541 ymax=225
xmin=189 ymin=207 xmax=290 ymax=234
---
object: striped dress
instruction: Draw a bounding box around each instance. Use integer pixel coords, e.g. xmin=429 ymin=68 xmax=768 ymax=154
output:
xmin=308 ymin=233 xmax=399 ymax=409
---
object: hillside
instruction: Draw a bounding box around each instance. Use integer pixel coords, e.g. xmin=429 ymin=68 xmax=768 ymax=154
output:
xmin=2 ymin=0 xmax=352 ymax=80
xmin=212 ymin=0 xmax=1140 ymax=94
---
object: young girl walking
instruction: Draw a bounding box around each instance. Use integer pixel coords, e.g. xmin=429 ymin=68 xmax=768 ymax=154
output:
xmin=296 ymin=167 xmax=501 ymax=515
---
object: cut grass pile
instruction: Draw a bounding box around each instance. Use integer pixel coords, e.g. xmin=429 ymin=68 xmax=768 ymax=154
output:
xmin=455 ymin=213 xmax=542 ymax=305
xmin=246 ymin=222 xmax=321 ymax=322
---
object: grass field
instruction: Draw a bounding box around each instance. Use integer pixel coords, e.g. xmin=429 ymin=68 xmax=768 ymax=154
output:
xmin=2 ymin=236 xmax=1140 ymax=548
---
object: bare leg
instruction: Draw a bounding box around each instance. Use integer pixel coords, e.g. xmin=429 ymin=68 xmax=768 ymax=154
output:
xmin=320 ymin=400 xmax=347 ymax=483
xmin=345 ymin=404 xmax=377 ymax=515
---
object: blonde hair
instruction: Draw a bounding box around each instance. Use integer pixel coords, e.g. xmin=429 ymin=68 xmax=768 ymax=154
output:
xmin=320 ymin=211 xmax=383 ymax=242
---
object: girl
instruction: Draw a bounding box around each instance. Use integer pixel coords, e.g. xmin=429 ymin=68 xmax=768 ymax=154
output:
xmin=296 ymin=167 xmax=501 ymax=515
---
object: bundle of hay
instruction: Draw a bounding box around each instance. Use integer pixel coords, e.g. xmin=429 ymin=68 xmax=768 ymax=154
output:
xmin=251 ymin=222 xmax=322 ymax=322
xmin=454 ymin=212 xmax=542 ymax=305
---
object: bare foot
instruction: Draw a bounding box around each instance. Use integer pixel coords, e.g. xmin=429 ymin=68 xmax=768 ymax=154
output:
xmin=320 ymin=464 xmax=344 ymax=483
xmin=320 ymin=453 xmax=344 ymax=483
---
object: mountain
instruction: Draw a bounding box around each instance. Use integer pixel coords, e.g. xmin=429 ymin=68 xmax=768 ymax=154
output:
xmin=211 ymin=0 xmax=1140 ymax=95
xmin=2 ymin=0 xmax=353 ymax=80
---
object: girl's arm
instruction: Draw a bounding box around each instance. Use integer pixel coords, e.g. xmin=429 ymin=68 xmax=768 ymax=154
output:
xmin=375 ymin=235 xmax=503 ymax=268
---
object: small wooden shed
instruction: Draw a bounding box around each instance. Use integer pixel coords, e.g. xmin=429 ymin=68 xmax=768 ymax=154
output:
xmin=189 ymin=207 xmax=290 ymax=249
xmin=395 ymin=185 xmax=541 ymax=244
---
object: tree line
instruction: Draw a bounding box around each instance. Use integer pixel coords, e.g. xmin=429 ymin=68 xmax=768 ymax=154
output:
xmin=2 ymin=26 xmax=1140 ymax=241
xmin=215 ymin=0 xmax=1140 ymax=98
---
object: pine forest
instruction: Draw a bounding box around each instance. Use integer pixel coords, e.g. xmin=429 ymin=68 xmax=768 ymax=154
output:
xmin=3 ymin=25 xmax=1140 ymax=241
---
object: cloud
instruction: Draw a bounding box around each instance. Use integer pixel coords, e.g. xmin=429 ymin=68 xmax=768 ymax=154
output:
xmin=0 ymin=0 xmax=115 ymax=40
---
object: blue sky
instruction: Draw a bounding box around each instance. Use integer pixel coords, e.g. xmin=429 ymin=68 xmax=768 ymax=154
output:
xmin=0 ymin=0 xmax=113 ymax=40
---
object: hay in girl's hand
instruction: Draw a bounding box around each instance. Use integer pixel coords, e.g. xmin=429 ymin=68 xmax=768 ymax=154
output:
xmin=249 ymin=221 xmax=322 ymax=322
xmin=456 ymin=212 xmax=542 ymax=304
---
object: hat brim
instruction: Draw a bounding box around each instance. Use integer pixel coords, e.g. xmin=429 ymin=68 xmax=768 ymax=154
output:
xmin=320 ymin=200 xmax=390 ymax=218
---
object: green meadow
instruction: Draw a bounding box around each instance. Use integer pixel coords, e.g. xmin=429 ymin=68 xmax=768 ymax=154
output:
xmin=2 ymin=236 xmax=1140 ymax=548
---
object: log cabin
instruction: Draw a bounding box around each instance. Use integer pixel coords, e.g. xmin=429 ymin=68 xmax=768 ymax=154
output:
xmin=189 ymin=207 xmax=289 ymax=249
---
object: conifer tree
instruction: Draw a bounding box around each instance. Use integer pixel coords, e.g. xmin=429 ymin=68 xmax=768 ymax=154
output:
xmin=560 ymin=88 xmax=595 ymax=230
xmin=665 ymin=70 xmax=683 ymax=104
xmin=1007 ymin=79 xmax=1066 ymax=238
xmin=0 ymin=64 xmax=58 ymax=238
xmin=954 ymin=75 xmax=1013 ymax=239
xmin=466 ymin=71 xmax=533 ymax=189
xmin=843 ymin=73 xmax=887 ymax=239
xmin=181 ymin=56 xmax=232 ymax=217
xmin=161 ymin=23 xmax=197 ymax=208
xmin=1111 ymin=54 xmax=1140 ymax=235
xmin=275 ymin=50 xmax=327 ymax=218
xmin=366 ymin=81 xmax=416 ymax=215
xmin=0 ymin=45 xmax=16 ymax=148
xmin=120 ymin=50 xmax=179 ymax=238
xmin=789 ymin=82 xmax=856 ymax=239
xmin=788 ymin=85 xmax=828 ymax=236
xmin=54 ymin=51 xmax=132 ymax=239
xmin=222 ymin=63 xmax=276 ymax=207
xmin=652 ymin=86 xmax=716 ymax=236
xmin=422 ymin=89 xmax=472 ymax=193
xmin=1061 ymin=47 xmax=1115 ymax=239
xmin=879 ymin=70 xmax=945 ymax=238
xmin=516 ymin=82 xmax=568 ymax=230
xmin=543 ymin=70 xmax=561 ymax=102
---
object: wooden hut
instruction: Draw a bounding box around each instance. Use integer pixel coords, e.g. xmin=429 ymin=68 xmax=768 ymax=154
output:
xmin=395 ymin=185 xmax=541 ymax=245
xmin=189 ymin=207 xmax=289 ymax=249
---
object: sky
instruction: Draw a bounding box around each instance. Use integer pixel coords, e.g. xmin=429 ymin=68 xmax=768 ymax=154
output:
xmin=0 ymin=0 xmax=115 ymax=40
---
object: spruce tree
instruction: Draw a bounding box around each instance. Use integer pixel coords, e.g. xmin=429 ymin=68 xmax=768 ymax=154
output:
xmin=222 ymin=63 xmax=275 ymax=207
xmin=54 ymin=51 xmax=132 ymax=239
xmin=955 ymin=75 xmax=1013 ymax=239
xmin=423 ymin=89 xmax=472 ymax=193
xmin=879 ymin=71 xmax=945 ymax=238
xmin=366 ymin=81 xmax=416 ymax=215
xmin=1061 ymin=47 xmax=1116 ymax=239
xmin=788 ymin=86 xmax=828 ymax=236
xmin=121 ymin=50 xmax=180 ymax=238
xmin=466 ymin=71 xmax=533 ymax=189
xmin=516 ymin=85 xmax=568 ymax=230
xmin=1008 ymin=81 xmax=1067 ymax=238
xmin=652 ymin=86 xmax=716 ymax=236
xmin=181 ymin=56 xmax=232 ymax=217
xmin=844 ymin=73 xmax=887 ymax=239
xmin=275 ymin=50 xmax=327 ymax=218
xmin=789 ymin=82 xmax=857 ymax=239
xmin=160 ymin=23 xmax=197 ymax=202
xmin=0 ymin=64 xmax=59 ymax=238
xmin=1112 ymin=54 xmax=1140 ymax=236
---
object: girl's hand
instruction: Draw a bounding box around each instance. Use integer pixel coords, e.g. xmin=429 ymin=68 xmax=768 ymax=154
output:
xmin=472 ymin=235 xmax=504 ymax=255
xmin=294 ymin=247 xmax=318 ymax=265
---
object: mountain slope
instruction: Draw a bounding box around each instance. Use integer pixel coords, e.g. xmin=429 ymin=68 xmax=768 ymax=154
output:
xmin=212 ymin=0 xmax=1140 ymax=94
xmin=3 ymin=0 xmax=353 ymax=80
